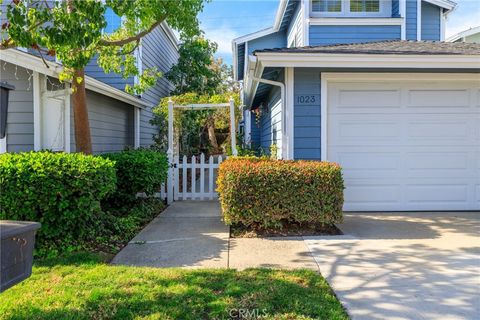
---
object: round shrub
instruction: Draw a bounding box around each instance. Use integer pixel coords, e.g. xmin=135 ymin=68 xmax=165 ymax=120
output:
xmin=101 ymin=149 xmax=169 ymax=207
xmin=217 ymin=157 xmax=344 ymax=229
xmin=0 ymin=151 xmax=116 ymax=251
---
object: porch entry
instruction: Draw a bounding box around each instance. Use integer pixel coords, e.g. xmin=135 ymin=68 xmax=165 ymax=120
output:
xmin=165 ymin=99 xmax=237 ymax=204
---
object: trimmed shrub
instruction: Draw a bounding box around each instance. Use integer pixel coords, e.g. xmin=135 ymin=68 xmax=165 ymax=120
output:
xmin=217 ymin=157 xmax=344 ymax=229
xmin=101 ymin=149 xmax=169 ymax=207
xmin=0 ymin=151 xmax=116 ymax=251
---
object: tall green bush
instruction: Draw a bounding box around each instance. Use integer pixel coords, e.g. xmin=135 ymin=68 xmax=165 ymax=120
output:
xmin=217 ymin=157 xmax=344 ymax=229
xmin=101 ymin=149 xmax=169 ymax=207
xmin=0 ymin=152 xmax=116 ymax=251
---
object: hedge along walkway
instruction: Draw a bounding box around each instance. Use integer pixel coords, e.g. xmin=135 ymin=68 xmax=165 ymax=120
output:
xmin=111 ymin=200 xmax=319 ymax=270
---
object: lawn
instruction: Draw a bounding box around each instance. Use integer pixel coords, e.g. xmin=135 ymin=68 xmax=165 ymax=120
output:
xmin=0 ymin=253 xmax=348 ymax=320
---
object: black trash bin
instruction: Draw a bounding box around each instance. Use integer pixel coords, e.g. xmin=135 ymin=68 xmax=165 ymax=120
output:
xmin=1 ymin=221 xmax=41 ymax=293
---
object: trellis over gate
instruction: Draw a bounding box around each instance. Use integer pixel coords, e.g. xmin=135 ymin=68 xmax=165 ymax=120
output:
xmin=166 ymin=98 xmax=238 ymax=204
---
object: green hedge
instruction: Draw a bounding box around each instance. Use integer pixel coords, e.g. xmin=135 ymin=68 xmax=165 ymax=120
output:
xmin=0 ymin=152 xmax=116 ymax=251
xmin=217 ymin=157 xmax=344 ymax=229
xmin=100 ymin=149 xmax=169 ymax=207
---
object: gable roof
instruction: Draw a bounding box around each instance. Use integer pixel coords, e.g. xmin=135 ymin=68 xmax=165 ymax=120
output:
xmin=447 ymin=26 xmax=480 ymax=43
xmin=423 ymin=0 xmax=456 ymax=12
xmin=254 ymin=40 xmax=480 ymax=55
xmin=232 ymin=0 xmax=299 ymax=80
xmin=0 ymin=49 xmax=152 ymax=109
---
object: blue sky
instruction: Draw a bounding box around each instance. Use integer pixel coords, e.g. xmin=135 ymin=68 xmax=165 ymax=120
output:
xmin=198 ymin=0 xmax=480 ymax=65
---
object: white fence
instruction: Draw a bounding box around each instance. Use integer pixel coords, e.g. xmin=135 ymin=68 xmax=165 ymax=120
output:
xmin=161 ymin=154 xmax=224 ymax=203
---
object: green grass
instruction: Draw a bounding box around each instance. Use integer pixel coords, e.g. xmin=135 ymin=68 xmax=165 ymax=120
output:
xmin=0 ymin=253 xmax=348 ymax=320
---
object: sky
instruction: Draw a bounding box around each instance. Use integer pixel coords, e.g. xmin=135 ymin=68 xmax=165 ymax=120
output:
xmin=197 ymin=0 xmax=480 ymax=65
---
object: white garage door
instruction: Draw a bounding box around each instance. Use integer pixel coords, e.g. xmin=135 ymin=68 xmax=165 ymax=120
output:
xmin=326 ymin=75 xmax=480 ymax=211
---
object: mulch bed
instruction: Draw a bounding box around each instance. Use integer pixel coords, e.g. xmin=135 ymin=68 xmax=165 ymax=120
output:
xmin=230 ymin=222 xmax=343 ymax=238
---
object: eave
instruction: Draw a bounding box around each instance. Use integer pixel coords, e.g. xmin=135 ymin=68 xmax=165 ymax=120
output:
xmin=0 ymin=49 xmax=152 ymax=109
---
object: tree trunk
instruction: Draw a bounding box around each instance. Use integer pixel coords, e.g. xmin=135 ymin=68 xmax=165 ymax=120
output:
xmin=206 ymin=117 xmax=218 ymax=151
xmin=72 ymin=68 xmax=92 ymax=154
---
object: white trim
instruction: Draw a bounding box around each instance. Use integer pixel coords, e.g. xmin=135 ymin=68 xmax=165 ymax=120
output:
xmin=0 ymin=49 xmax=151 ymax=109
xmin=285 ymin=67 xmax=295 ymax=160
xmin=64 ymin=86 xmax=71 ymax=153
xmin=160 ymin=22 xmax=179 ymax=50
xmin=447 ymin=26 xmax=480 ymax=42
xmin=244 ymin=109 xmax=251 ymax=147
xmin=233 ymin=27 xmax=277 ymax=45
xmin=134 ymin=39 xmax=143 ymax=88
xmin=33 ymin=71 xmax=41 ymax=151
xmin=322 ymin=72 xmax=480 ymax=82
xmin=310 ymin=0 xmax=392 ymax=18
xmin=400 ymin=0 xmax=406 ymax=40
xmin=417 ymin=0 xmax=422 ymax=41
xmin=320 ymin=74 xmax=327 ymax=161
xmin=0 ymin=134 xmax=6 ymax=153
xmin=134 ymin=107 xmax=140 ymax=148
xmin=309 ymin=17 xmax=403 ymax=25
xmin=320 ymin=72 xmax=480 ymax=160
xmin=423 ymin=0 xmax=456 ymax=12
xmin=440 ymin=10 xmax=445 ymax=41
xmin=253 ymin=52 xmax=480 ymax=69
xmin=303 ymin=0 xmax=310 ymax=46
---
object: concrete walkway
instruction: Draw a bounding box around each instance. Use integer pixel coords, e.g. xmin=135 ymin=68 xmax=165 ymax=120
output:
xmin=112 ymin=201 xmax=316 ymax=270
xmin=113 ymin=202 xmax=480 ymax=320
xmin=305 ymin=212 xmax=480 ymax=320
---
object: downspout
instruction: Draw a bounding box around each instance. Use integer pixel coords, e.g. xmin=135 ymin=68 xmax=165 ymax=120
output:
xmin=252 ymin=76 xmax=288 ymax=159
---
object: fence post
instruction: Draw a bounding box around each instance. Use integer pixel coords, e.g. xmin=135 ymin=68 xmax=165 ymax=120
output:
xmin=229 ymin=98 xmax=238 ymax=156
xmin=167 ymin=99 xmax=174 ymax=204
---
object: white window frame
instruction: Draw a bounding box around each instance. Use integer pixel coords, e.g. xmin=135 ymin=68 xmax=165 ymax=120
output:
xmin=311 ymin=0 xmax=392 ymax=18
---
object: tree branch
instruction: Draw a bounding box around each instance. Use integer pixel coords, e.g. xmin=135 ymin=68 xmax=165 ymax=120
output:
xmin=0 ymin=39 xmax=16 ymax=50
xmin=99 ymin=18 xmax=165 ymax=47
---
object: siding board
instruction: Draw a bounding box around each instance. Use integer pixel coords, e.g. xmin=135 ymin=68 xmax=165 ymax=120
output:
xmin=421 ymin=2 xmax=441 ymax=41
xmin=293 ymin=68 xmax=321 ymax=160
xmin=406 ymin=0 xmax=417 ymax=40
xmin=0 ymin=62 xmax=35 ymax=152
xmin=309 ymin=25 xmax=401 ymax=45
xmin=70 ymin=91 xmax=134 ymax=153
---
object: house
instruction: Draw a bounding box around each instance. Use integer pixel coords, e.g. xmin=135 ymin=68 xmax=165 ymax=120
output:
xmin=447 ymin=26 xmax=480 ymax=43
xmin=232 ymin=0 xmax=480 ymax=211
xmin=0 ymin=3 xmax=178 ymax=154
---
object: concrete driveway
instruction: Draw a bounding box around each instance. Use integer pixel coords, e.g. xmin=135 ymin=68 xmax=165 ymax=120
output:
xmin=304 ymin=212 xmax=480 ymax=320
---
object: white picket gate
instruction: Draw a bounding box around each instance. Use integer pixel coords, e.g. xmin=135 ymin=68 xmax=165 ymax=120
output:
xmin=161 ymin=153 xmax=224 ymax=203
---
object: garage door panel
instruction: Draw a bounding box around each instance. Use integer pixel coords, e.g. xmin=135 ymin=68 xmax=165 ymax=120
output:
xmin=405 ymin=183 xmax=469 ymax=203
xmin=407 ymin=120 xmax=470 ymax=140
xmin=407 ymin=89 xmax=471 ymax=108
xmin=344 ymin=183 xmax=401 ymax=204
xmin=333 ymin=151 xmax=401 ymax=179
xmin=327 ymin=78 xmax=480 ymax=211
xmin=337 ymin=89 xmax=401 ymax=108
xmin=332 ymin=119 xmax=400 ymax=140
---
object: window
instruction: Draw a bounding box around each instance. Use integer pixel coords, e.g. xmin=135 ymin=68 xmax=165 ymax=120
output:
xmin=312 ymin=0 xmax=342 ymax=13
xmin=311 ymin=0 xmax=389 ymax=16
xmin=350 ymin=0 xmax=380 ymax=12
xmin=104 ymin=7 xmax=121 ymax=33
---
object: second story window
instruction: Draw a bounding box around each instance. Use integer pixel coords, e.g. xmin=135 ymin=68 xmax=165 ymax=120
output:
xmin=350 ymin=0 xmax=380 ymax=12
xmin=312 ymin=0 xmax=342 ymax=13
xmin=311 ymin=0 xmax=389 ymax=17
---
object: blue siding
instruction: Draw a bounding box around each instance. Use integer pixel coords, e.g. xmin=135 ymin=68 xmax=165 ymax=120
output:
xmin=309 ymin=25 xmax=401 ymax=45
xmin=392 ymin=0 xmax=400 ymax=17
xmin=421 ymin=2 xmax=441 ymax=41
xmin=293 ymin=68 xmax=321 ymax=160
xmin=248 ymin=31 xmax=287 ymax=54
xmin=260 ymin=85 xmax=282 ymax=153
xmin=406 ymin=0 xmax=417 ymax=40
xmin=250 ymin=114 xmax=261 ymax=149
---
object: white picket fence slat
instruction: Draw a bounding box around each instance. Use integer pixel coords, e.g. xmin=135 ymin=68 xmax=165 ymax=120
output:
xmin=154 ymin=153 xmax=225 ymax=203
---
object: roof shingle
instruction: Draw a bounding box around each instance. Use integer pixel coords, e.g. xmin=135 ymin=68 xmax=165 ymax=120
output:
xmin=254 ymin=40 xmax=480 ymax=55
